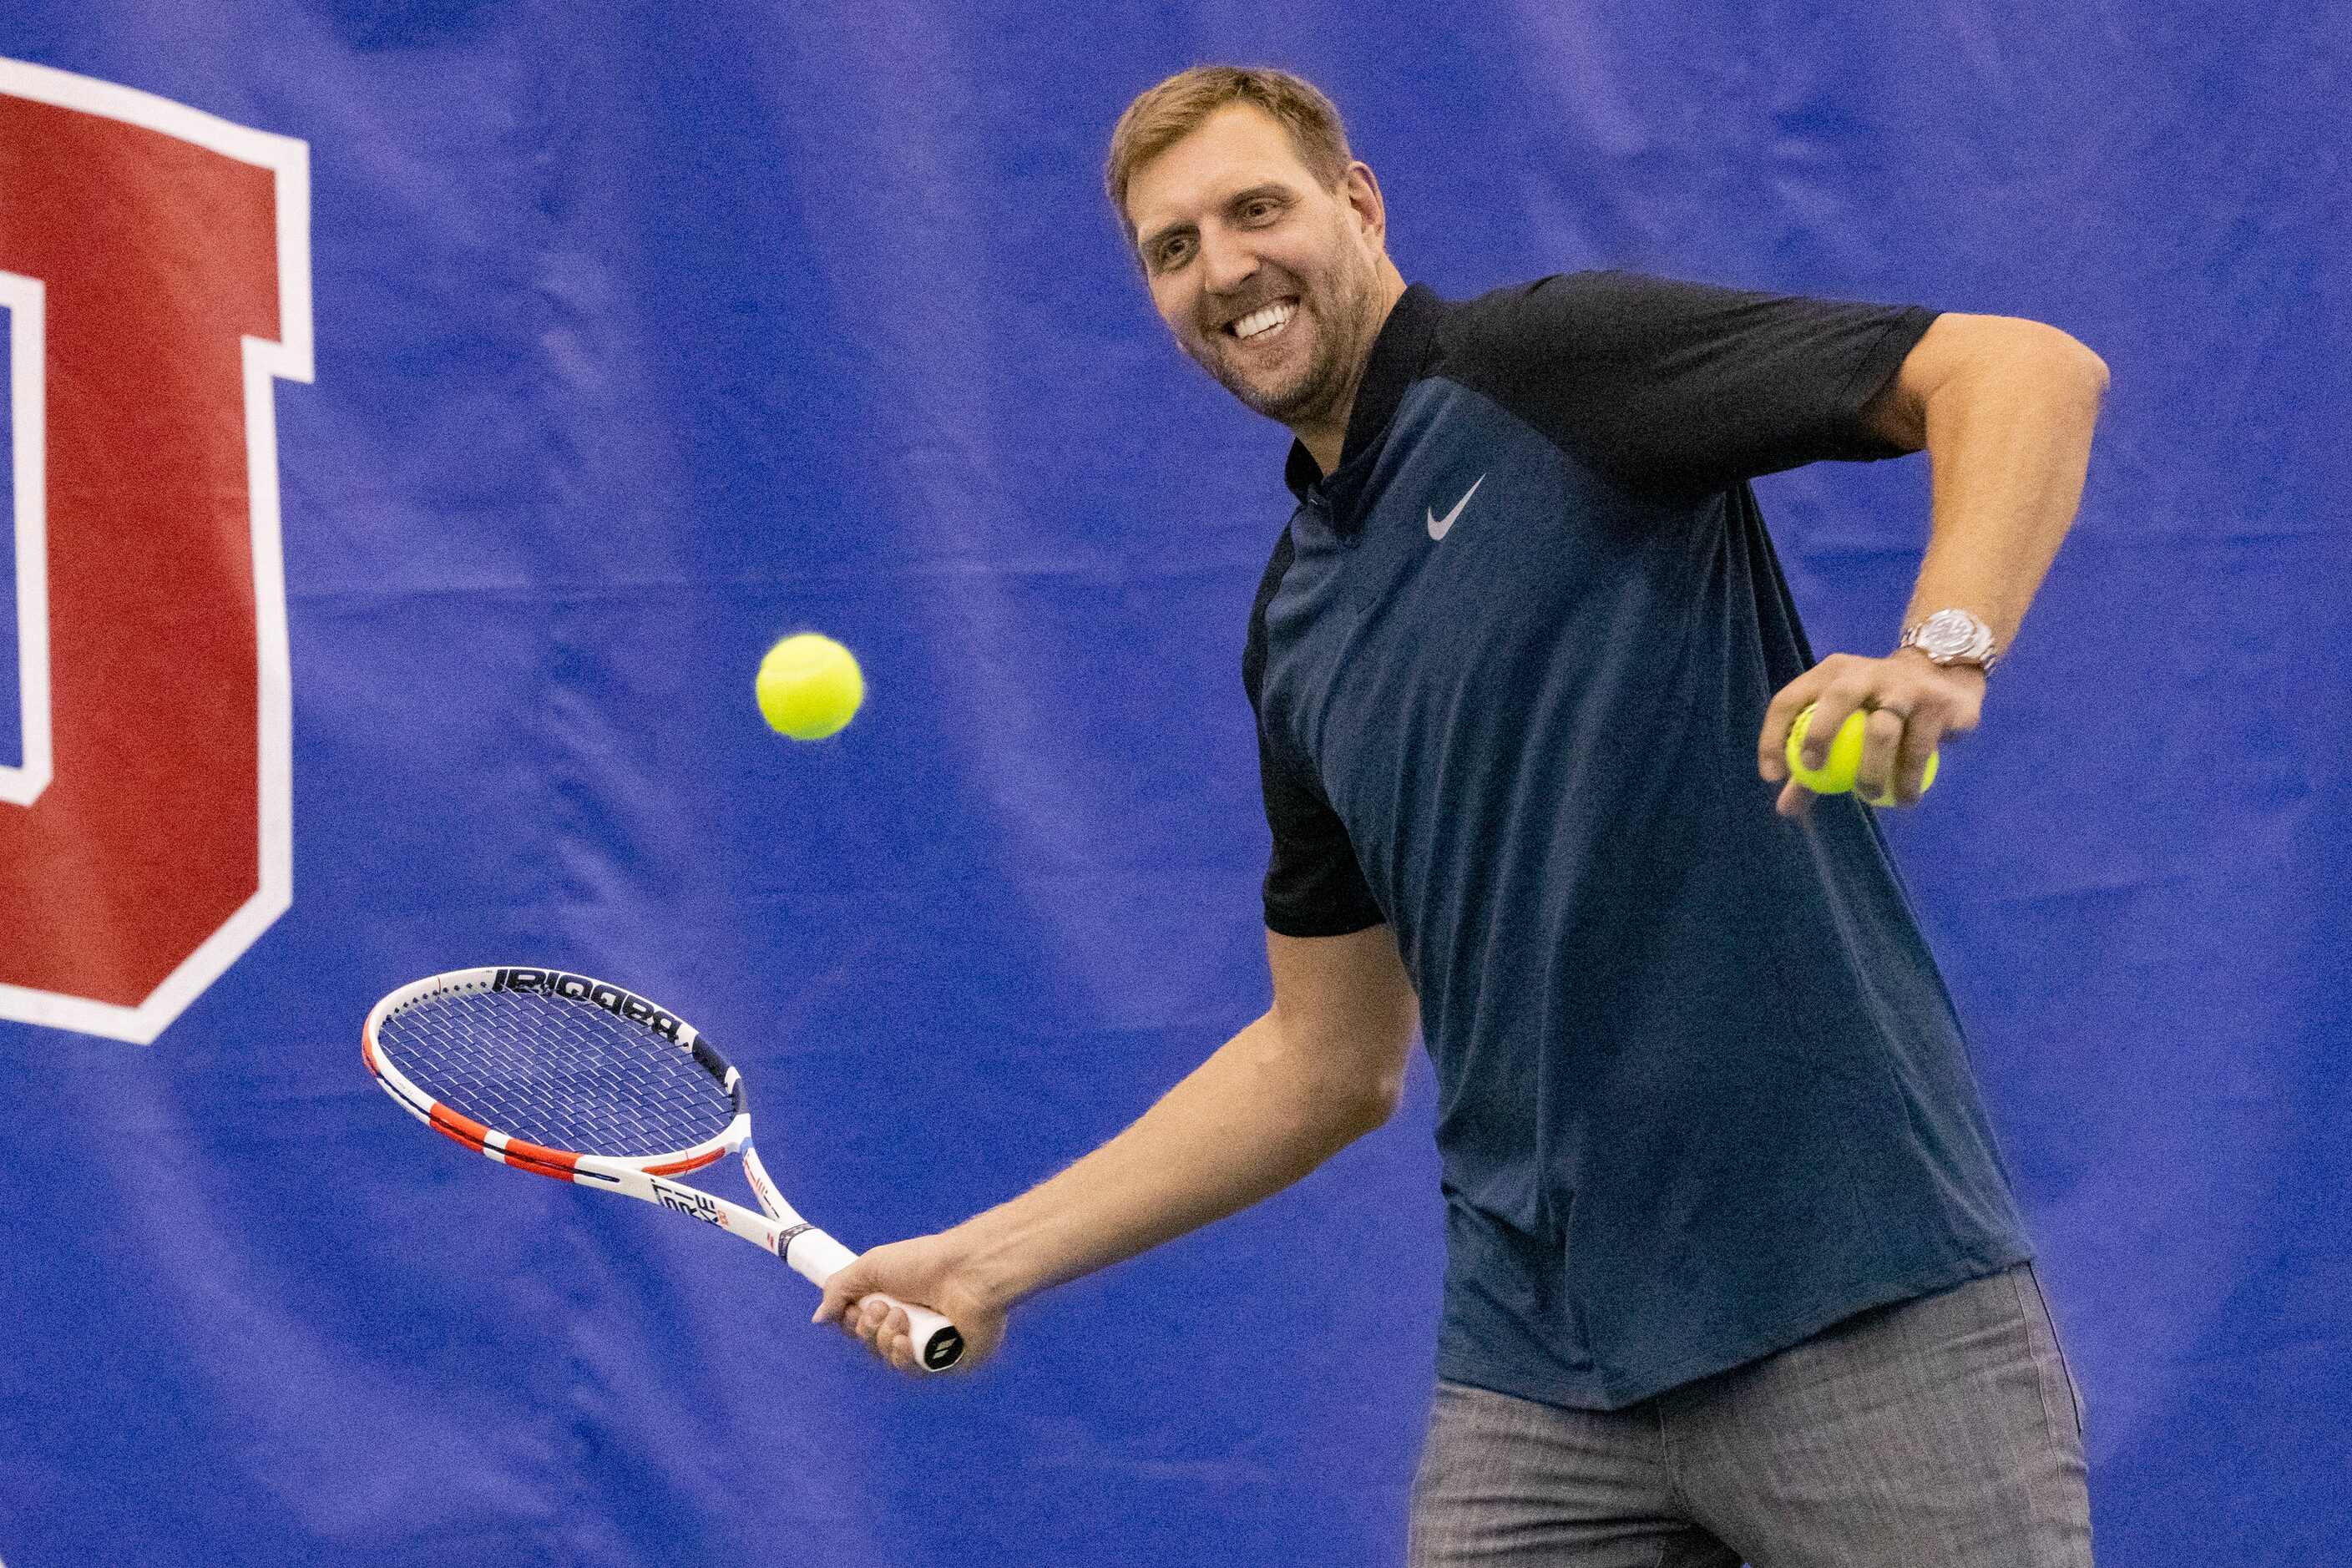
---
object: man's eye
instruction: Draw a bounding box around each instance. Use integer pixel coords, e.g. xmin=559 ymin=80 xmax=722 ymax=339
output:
xmin=1155 ymin=240 xmax=1191 ymax=270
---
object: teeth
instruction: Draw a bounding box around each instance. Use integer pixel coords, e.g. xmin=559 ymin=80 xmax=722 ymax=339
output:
xmin=1232 ymin=301 xmax=1297 ymax=340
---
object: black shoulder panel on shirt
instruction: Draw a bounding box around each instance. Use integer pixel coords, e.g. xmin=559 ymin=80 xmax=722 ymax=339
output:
xmin=1242 ymin=520 xmax=1295 ymax=714
xmin=1242 ymin=520 xmax=1385 ymax=939
xmin=1434 ymin=271 xmax=1936 ymax=501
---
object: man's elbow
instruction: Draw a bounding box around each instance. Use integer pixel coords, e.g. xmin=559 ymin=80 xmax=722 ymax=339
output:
xmin=1350 ymin=1060 xmax=1409 ymax=1136
xmin=2019 ymin=320 xmax=2109 ymax=409
xmin=1348 ymin=1017 xmax=1421 ymax=1136
xmin=2056 ymin=330 xmax=2110 ymax=405
xmin=1301 ymin=1038 xmax=1411 ymax=1143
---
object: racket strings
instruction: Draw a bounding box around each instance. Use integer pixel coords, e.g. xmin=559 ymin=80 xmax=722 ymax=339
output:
xmin=377 ymin=989 xmax=735 ymax=1156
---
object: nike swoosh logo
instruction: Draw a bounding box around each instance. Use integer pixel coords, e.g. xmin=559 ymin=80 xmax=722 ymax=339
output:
xmin=1427 ymin=474 xmax=1485 ymax=540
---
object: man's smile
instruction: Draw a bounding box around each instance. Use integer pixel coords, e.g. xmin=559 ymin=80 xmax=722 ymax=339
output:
xmin=1227 ymin=298 xmax=1299 ymax=341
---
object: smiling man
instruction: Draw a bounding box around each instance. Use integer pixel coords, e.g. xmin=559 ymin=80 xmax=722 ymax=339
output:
xmin=819 ymin=66 xmax=2106 ymax=1566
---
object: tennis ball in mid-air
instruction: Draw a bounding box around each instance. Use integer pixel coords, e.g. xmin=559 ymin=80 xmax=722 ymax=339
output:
xmin=756 ymin=633 xmax=863 ymax=740
xmin=1785 ymin=703 xmax=1939 ymax=806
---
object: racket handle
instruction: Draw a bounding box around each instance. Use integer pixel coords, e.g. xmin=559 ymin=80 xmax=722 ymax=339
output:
xmin=785 ymin=1227 xmax=967 ymax=1373
xmin=890 ymin=1299 xmax=966 ymax=1373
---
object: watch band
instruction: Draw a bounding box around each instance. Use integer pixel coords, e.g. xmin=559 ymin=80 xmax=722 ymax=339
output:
xmin=1899 ymin=608 xmax=2000 ymax=670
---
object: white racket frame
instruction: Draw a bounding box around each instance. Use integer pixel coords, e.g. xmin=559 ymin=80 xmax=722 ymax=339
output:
xmin=362 ymin=966 xmax=962 ymax=1372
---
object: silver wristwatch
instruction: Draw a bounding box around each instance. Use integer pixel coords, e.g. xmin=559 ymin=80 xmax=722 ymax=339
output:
xmin=1899 ymin=608 xmax=2000 ymax=671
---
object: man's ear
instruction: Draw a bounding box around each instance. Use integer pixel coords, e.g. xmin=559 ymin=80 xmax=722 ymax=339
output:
xmin=1343 ymin=161 xmax=1387 ymax=247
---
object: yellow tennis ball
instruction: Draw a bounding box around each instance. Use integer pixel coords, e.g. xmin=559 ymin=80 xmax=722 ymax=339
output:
xmin=1786 ymin=705 xmax=1865 ymax=793
xmin=1863 ymin=746 xmax=1939 ymax=807
xmin=1785 ymin=704 xmax=1939 ymax=804
xmin=756 ymin=633 xmax=863 ymax=740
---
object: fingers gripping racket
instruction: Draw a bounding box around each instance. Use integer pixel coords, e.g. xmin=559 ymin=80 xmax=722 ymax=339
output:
xmin=363 ymin=966 xmax=964 ymax=1372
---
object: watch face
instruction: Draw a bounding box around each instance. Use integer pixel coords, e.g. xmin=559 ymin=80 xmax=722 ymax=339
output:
xmin=1917 ymin=609 xmax=1993 ymax=662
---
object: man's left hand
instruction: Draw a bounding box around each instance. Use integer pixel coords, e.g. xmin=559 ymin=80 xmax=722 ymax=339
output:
xmin=1758 ymin=650 xmax=1985 ymax=818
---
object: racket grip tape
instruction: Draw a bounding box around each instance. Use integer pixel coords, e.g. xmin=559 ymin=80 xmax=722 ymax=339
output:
xmin=786 ymin=1226 xmax=967 ymax=1372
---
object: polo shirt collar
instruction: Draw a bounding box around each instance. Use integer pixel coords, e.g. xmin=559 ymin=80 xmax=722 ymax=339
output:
xmin=1283 ymin=281 xmax=1447 ymax=503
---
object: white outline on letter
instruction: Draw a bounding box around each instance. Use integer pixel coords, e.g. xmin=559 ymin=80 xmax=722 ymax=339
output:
xmin=0 ymin=271 xmax=48 ymax=807
xmin=0 ymin=58 xmax=312 ymax=1044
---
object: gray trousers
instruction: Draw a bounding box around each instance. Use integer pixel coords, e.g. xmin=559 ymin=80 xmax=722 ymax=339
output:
xmin=1408 ymin=1265 xmax=2092 ymax=1567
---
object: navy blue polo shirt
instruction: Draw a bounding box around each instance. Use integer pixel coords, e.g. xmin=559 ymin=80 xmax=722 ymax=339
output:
xmin=1245 ymin=275 xmax=2031 ymax=1411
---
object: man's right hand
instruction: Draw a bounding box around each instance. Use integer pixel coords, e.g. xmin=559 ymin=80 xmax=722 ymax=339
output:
xmin=813 ymin=1230 xmax=1009 ymax=1376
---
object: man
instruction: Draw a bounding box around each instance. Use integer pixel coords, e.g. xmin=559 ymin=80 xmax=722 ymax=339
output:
xmin=819 ymin=65 xmax=2106 ymax=1566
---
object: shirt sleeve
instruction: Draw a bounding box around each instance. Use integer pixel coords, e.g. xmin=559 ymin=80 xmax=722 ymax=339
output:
xmin=1243 ymin=529 xmax=1386 ymax=938
xmin=1438 ymin=271 xmax=1937 ymax=498
xmin=1255 ymin=731 xmax=1384 ymax=938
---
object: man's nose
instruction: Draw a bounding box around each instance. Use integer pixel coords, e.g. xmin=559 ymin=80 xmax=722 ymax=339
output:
xmin=1198 ymin=224 xmax=1258 ymax=295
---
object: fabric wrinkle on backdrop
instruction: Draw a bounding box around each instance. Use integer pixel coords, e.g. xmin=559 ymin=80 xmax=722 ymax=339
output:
xmin=0 ymin=5 xmax=2344 ymax=1566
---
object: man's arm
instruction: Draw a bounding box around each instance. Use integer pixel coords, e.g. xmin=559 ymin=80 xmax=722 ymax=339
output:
xmin=1757 ymin=312 xmax=2109 ymax=813
xmin=813 ymin=923 xmax=1419 ymax=1372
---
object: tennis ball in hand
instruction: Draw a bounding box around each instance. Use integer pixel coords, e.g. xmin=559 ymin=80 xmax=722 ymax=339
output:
xmin=756 ymin=633 xmax=863 ymax=740
xmin=1785 ymin=703 xmax=1939 ymax=805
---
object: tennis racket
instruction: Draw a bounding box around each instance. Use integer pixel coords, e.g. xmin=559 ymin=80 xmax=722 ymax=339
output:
xmin=362 ymin=964 xmax=964 ymax=1372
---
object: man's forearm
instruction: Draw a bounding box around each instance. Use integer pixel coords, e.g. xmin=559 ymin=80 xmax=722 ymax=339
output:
xmin=1902 ymin=320 xmax=2107 ymax=650
xmin=946 ymin=1009 xmax=1398 ymax=1312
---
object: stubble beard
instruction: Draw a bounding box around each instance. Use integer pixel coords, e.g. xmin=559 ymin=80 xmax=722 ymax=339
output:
xmin=1196 ymin=248 xmax=1383 ymax=433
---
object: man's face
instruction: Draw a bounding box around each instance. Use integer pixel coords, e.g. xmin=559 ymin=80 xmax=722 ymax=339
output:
xmin=1125 ymin=104 xmax=1388 ymax=431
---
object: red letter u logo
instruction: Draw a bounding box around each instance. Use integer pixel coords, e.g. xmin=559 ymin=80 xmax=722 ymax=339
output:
xmin=0 ymin=61 xmax=312 ymax=1043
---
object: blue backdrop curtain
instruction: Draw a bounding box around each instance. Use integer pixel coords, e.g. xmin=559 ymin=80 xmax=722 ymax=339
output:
xmin=0 ymin=3 xmax=2343 ymax=1563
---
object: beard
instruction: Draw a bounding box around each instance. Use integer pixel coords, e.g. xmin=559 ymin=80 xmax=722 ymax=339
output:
xmin=1189 ymin=246 xmax=1384 ymax=432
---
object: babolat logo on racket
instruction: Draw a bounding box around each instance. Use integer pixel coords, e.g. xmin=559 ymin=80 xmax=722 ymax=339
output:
xmin=492 ymin=968 xmax=685 ymax=1041
xmin=650 ymin=1180 xmax=728 ymax=1228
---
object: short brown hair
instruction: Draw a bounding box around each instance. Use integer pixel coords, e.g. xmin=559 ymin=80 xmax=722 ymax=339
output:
xmin=1105 ymin=66 xmax=1353 ymax=242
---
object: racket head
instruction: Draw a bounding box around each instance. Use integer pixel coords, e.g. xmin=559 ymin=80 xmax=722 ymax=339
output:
xmin=364 ymin=967 xmax=746 ymax=1181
